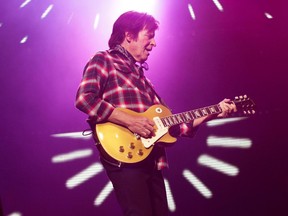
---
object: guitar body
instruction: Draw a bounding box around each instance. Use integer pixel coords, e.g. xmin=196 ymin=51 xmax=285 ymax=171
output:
xmin=96 ymin=95 xmax=255 ymax=164
xmin=96 ymin=105 xmax=177 ymax=163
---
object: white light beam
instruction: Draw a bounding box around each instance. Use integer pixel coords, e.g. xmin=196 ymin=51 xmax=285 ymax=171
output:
xmin=206 ymin=117 xmax=246 ymax=127
xmin=94 ymin=181 xmax=113 ymax=206
xmin=67 ymin=13 xmax=74 ymax=24
xmin=20 ymin=0 xmax=32 ymax=8
xmin=212 ymin=0 xmax=224 ymax=12
xmin=188 ymin=4 xmax=196 ymax=20
xmin=51 ymin=149 xmax=93 ymax=163
xmin=66 ymin=162 xmax=103 ymax=189
xmin=41 ymin=4 xmax=54 ymax=19
xmin=20 ymin=36 xmax=28 ymax=44
xmin=164 ymin=179 xmax=176 ymax=212
xmin=94 ymin=13 xmax=100 ymax=30
xmin=7 ymin=213 xmax=22 ymax=216
xmin=207 ymin=136 xmax=252 ymax=148
xmin=51 ymin=131 xmax=91 ymax=140
xmin=264 ymin=12 xmax=273 ymax=19
xmin=183 ymin=170 xmax=212 ymax=198
xmin=198 ymin=154 xmax=239 ymax=176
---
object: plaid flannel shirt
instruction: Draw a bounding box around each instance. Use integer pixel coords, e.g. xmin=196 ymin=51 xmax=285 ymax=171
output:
xmin=76 ymin=45 xmax=197 ymax=169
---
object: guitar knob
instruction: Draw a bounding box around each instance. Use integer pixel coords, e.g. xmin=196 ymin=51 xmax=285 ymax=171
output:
xmin=127 ymin=152 xmax=133 ymax=159
xmin=130 ymin=142 xmax=135 ymax=149
xmin=119 ymin=146 xmax=125 ymax=153
xmin=138 ymin=149 xmax=143 ymax=156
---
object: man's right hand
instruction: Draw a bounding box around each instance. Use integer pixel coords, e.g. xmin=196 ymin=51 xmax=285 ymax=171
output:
xmin=108 ymin=108 xmax=155 ymax=138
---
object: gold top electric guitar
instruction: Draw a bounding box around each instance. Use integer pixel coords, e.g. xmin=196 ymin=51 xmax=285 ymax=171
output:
xmin=96 ymin=95 xmax=255 ymax=163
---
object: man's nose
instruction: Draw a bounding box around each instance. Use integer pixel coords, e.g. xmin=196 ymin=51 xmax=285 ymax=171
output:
xmin=151 ymin=38 xmax=156 ymax=47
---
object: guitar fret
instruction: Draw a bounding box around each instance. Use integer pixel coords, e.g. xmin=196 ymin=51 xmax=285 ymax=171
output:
xmin=193 ymin=110 xmax=202 ymax=118
xmin=97 ymin=96 xmax=255 ymax=164
xmin=180 ymin=113 xmax=187 ymax=122
xmin=164 ymin=118 xmax=170 ymax=126
xmin=160 ymin=104 xmax=225 ymax=128
xmin=169 ymin=116 xmax=175 ymax=125
xmin=167 ymin=117 xmax=174 ymax=125
xmin=176 ymin=114 xmax=184 ymax=123
xmin=215 ymin=105 xmax=222 ymax=112
xmin=208 ymin=106 xmax=216 ymax=113
xmin=183 ymin=112 xmax=192 ymax=121
xmin=208 ymin=105 xmax=220 ymax=114
xmin=161 ymin=118 xmax=168 ymax=127
xmin=206 ymin=107 xmax=213 ymax=115
xmin=171 ymin=116 xmax=178 ymax=125
xmin=201 ymin=108 xmax=209 ymax=115
xmin=189 ymin=111 xmax=195 ymax=120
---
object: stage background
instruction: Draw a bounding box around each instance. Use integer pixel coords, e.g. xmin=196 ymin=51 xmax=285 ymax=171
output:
xmin=1 ymin=0 xmax=287 ymax=215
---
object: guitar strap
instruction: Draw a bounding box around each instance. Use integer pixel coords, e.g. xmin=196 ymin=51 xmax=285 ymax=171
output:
xmin=139 ymin=66 xmax=171 ymax=111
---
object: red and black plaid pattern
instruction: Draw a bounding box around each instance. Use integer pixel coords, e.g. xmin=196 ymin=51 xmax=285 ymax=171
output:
xmin=76 ymin=46 xmax=197 ymax=168
xmin=76 ymin=49 xmax=161 ymax=123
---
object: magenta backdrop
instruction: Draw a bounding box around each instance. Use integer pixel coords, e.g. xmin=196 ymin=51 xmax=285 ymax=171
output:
xmin=0 ymin=1 xmax=287 ymax=215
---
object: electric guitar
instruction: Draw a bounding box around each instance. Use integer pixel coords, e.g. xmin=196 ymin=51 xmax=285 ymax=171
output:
xmin=96 ymin=95 xmax=255 ymax=163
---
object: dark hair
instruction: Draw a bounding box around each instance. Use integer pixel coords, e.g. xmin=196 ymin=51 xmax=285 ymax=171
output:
xmin=108 ymin=11 xmax=159 ymax=49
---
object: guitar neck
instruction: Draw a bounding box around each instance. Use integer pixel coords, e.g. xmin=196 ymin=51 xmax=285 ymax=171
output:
xmin=160 ymin=104 xmax=222 ymax=127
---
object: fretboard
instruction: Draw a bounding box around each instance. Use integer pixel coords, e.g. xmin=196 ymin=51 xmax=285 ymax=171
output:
xmin=161 ymin=104 xmax=222 ymax=127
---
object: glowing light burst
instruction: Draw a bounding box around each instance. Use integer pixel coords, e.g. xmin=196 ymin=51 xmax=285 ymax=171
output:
xmin=49 ymin=0 xmax=254 ymax=208
xmin=51 ymin=132 xmax=178 ymax=210
xmin=182 ymin=116 xmax=252 ymax=198
xmin=115 ymin=0 xmax=158 ymax=15
xmin=53 ymin=108 xmax=252 ymax=205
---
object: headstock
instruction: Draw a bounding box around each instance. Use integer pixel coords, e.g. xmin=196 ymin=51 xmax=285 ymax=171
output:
xmin=234 ymin=95 xmax=256 ymax=115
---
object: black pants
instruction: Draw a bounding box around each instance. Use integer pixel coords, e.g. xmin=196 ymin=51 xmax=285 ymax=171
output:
xmin=101 ymin=157 xmax=169 ymax=216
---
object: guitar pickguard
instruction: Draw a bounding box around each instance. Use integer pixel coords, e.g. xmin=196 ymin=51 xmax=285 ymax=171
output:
xmin=141 ymin=117 xmax=169 ymax=148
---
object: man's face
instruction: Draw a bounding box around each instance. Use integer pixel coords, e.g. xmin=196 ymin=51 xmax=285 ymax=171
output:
xmin=128 ymin=29 xmax=156 ymax=63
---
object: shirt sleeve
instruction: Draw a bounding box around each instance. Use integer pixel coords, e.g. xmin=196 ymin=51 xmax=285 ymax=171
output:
xmin=168 ymin=122 xmax=199 ymax=138
xmin=75 ymin=52 xmax=115 ymax=123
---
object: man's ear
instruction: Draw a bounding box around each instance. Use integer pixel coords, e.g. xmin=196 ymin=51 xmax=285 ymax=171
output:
xmin=125 ymin=32 xmax=133 ymax=43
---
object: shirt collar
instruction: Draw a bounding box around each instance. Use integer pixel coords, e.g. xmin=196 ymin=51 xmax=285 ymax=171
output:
xmin=112 ymin=45 xmax=136 ymax=64
xmin=111 ymin=45 xmax=149 ymax=71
